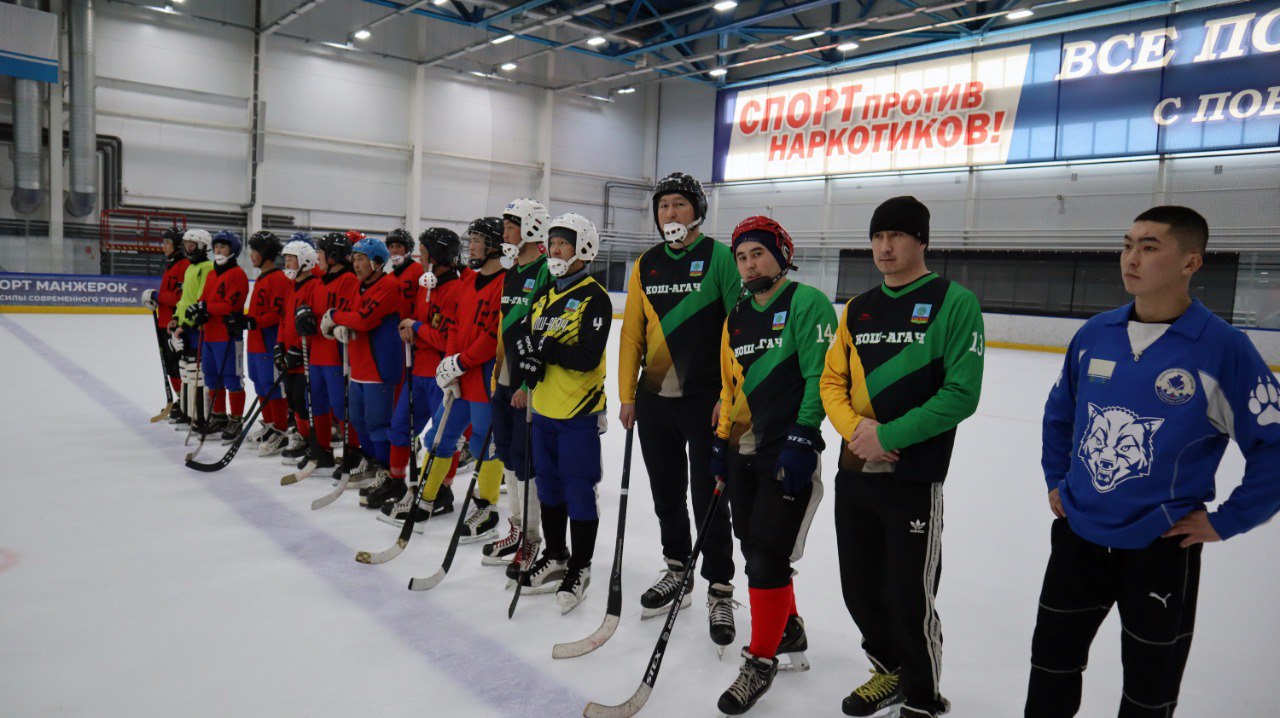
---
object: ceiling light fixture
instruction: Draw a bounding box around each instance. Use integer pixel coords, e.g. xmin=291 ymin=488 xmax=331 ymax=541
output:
xmin=713 ymin=1 xmax=737 ymax=11
xmin=500 ymin=62 xmax=518 ymax=71
xmin=1007 ymin=9 xmax=1034 ymax=20
xmin=616 ymin=86 xmax=636 ymax=94
xmin=433 ymin=0 xmax=448 ymax=5
xmin=353 ymin=29 xmax=371 ymax=40
xmin=708 ymin=67 xmax=728 ymax=77
xmin=587 ymin=36 xmax=607 ymax=46
xmin=491 ymin=34 xmax=515 ymax=45
xmin=791 ymin=31 xmax=824 ymax=41
xmin=837 ymin=41 xmax=859 ymax=52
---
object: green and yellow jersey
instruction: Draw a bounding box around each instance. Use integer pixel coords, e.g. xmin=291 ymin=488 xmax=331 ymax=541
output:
xmin=820 ymin=272 xmax=984 ymax=482
xmin=494 ymin=255 xmax=552 ymax=389
xmin=619 ymin=234 xmax=741 ymax=401
xmin=716 ymin=280 xmax=838 ymax=455
xmin=173 ymin=259 xmax=214 ymax=328
xmin=529 ymin=272 xmax=613 ymax=420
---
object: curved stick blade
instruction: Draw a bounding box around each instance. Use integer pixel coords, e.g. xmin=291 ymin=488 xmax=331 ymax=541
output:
xmin=310 ymin=474 xmax=349 ymax=510
xmin=583 ymin=684 xmax=651 ymax=718
xmin=355 ymin=538 xmax=406 ymax=565
xmin=280 ymin=461 xmax=318 ymax=486
xmin=552 ymin=614 xmax=619 ymax=659
xmin=407 ymin=570 xmax=445 ymax=591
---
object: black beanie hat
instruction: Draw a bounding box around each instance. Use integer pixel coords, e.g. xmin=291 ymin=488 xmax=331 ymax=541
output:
xmin=870 ymin=196 xmax=930 ymax=246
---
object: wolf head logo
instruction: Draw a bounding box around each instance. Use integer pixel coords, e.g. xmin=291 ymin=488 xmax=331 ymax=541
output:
xmin=1078 ymin=403 xmax=1163 ymax=493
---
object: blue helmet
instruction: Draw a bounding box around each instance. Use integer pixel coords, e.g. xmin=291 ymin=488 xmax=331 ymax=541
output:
xmin=352 ymin=237 xmax=391 ymax=266
xmin=289 ymin=231 xmax=315 ymax=248
xmin=212 ymin=230 xmax=242 ymax=258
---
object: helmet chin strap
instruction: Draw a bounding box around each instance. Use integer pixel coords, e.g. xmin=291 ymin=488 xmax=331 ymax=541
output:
xmin=744 ymin=269 xmax=785 ymax=295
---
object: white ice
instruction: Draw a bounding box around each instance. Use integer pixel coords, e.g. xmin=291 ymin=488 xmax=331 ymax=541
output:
xmin=1 ymin=313 xmax=1278 ymax=717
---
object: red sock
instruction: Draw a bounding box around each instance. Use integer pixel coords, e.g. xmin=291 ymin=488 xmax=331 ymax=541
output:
xmin=346 ymin=424 xmax=359 ymax=447
xmin=229 ymin=390 xmax=245 ymax=417
xmin=169 ymin=377 xmax=181 ymax=394
xmin=747 ymin=585 xmax=792 ymax=659
xmin=390 ymin=444 xmax=409 ymax=480
xmin=789 ymin=583 xmax=799 ymax=617
xmin=296 ymin=418 xmax=311 ymax=441
xmin=269 ymin=399 xmax=288 ymax=431
xmin=443 ymin=451 xmax=460 ymax=486
xmin=313 ymin=413 xmax=332 ymax=450
xmin=213 ymin=390 xmax=226 ymax=414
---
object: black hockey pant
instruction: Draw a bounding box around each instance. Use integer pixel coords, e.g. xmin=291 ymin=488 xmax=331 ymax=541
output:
xmin=726 ymin=448 xmax=822 ymax=589
xmin=1025 ymin=518 xmax=1201 ymax=718
xmin=835 ymin=470 xmax=947 ymax=715
xmin=635 ymin=388 xmax=734 ymax=585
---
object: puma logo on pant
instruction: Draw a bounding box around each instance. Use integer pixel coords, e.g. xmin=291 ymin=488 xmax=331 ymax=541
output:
xmin=1149 ymin=592 xmax=1171 ymax=608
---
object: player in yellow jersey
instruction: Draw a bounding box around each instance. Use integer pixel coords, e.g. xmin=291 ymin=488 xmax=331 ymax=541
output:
xmin=510 ymin=212 xmax=612 ymax=613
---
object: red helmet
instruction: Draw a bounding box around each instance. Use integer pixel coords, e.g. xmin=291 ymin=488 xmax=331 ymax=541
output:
xmin=731 ymin=215 xmax=795 ymax=269
xmin=345 ymin=229 xmax=366 ymax=243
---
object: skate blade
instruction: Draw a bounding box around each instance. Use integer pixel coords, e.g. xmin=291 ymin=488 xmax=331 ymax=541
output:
xmin=376 ymin=512 xmax=425 ymax=533
xmin=456 ymin=529 xmax=499 ymax=545
xmin=639 ymin=594 xmax=692 ymax=620
xmin=482 ymin=554 xmax=515 ymax=566
xmin=776 ymin=651 xmax=810 ymax=672
xmin=522 ymin=584 xmax=560 ymax=595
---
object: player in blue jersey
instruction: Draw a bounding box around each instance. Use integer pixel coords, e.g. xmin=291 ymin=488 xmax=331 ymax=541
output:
xmin=1026 ymin=206 xmax=1280 ymax=718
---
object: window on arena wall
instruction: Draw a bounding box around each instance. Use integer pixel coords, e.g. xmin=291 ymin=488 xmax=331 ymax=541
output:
xmin=836 ymin=250 xmax=1240 ymax=323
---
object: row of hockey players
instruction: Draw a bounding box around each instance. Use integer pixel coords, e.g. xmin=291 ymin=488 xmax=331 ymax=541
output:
xmin=141 ymin=175 xmax=1280 ymax=718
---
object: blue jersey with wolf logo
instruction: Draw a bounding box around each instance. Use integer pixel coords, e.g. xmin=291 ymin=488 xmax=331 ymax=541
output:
xmin=1043 ymin=300 xmax=1280 ymax=549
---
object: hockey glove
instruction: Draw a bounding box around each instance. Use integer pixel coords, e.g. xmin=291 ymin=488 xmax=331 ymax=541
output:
xmin=333 ymin=326 xmax=354 ymax=344
xmin=516 ymin=355 xmax=546 ymax=387
xmin=435 ymin=354 xmax=464 ymax=389
xmin=709 ymin=435 xmax=729 ymax=482
xmin=141 ymin=289 xmax=159 ymax=311
xmin=320 ymin=308 xmax=338 ymax=339
xmin=514 ymin=334 xmax=545 ymax=361
xmin=775 ymin=425 xmax=823 ymax=500
xmin=223 ymin=313 xmax=248 ymax=335
xmin=184 ymin=301 xmax=210 ymax=327
xmin=169 ymin=332 xmax=185 ymax=353
xmin=295 ymin=305 xmax=317 ymax=337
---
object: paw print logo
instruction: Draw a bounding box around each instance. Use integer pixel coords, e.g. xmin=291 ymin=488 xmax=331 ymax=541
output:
xmin=1247 ymin=377 xmax=1280 ymax=427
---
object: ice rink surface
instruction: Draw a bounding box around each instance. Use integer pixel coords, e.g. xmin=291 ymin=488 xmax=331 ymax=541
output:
xmin=2 ymin=312 xmax=1278 ymax=717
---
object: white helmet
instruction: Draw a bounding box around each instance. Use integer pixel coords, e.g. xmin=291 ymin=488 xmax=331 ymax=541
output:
xmin=545 ymin=212 xmax=600 ymax=278
xmin=183 ymin=229 xmax=212 ymax=252
xmin=502 ymin=197 xmax=550 ymax=247
xmin=281 ymin=240 xmax=318 ymax=280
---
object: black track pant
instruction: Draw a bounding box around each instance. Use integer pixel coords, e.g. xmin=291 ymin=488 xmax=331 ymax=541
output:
xmin=635 ymin=388 xmax=733 ymax=585
xmin=156 ymin=325 xmax=180 ymax=379
xmin=726 ymin=448 xmax=822 ymax=589
xmin=285 ymin=372 xmax=309 ymax=421
xmin=1025 ymin=518 xmax=1201 ymax=718
xmin=835 ymin=470 xmax=946 ymax=714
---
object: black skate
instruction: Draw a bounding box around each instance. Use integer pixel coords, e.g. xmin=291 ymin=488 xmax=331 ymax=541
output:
xmin=842 ymin=668 xmax=903 ymax=717
xmin=775 ymin=615 xmax=810 ymax=672
xmin=640 ymin=558 xmax=693 ymax=619
xmin=707 ymin=583 xmax=739 ymax=657
xmin=717 ymin=649 xmax=778 ymax=716
xmin=360 ymin=473 xmax=406 ymax=509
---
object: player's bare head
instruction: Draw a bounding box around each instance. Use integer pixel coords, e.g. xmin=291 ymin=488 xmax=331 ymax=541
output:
xmin=1132 ymin=206 xmax=1208 ymax=256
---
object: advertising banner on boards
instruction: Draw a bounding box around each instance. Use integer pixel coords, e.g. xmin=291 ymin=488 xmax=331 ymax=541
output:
xmin=713 ymin=0 xmax=1280 ymax=181
xmin=0 ymin=273 xmax=157 ymax=313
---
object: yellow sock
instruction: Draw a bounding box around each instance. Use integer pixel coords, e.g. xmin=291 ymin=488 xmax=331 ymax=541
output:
xmin=477 ymin=457 xmax=505 ymax=504
xmin=419 ymin=454 xmax=453 ymax=502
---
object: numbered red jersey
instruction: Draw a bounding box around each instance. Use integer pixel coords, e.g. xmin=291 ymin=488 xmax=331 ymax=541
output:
xmin=199 ymin=263 xmax=249 ymax=342
xmin=388 ymin=261 xmax=423 ymax=319
xmin=448 ymin=268 xmax=505 ymax=402
xmin=332 ymin=273 xmax=402 ymax=383
xmin=246 ymin=267 xmax=292 ymax=353
xmin=156 ymin=255 xmax=189 ymax=328
xmin=278 ymin=275 xmax=319 ymax=361
xmin=411 ymin=270 xmax=463 ymax=378
xmin=308 ymin=269 xmax=359 ymax=367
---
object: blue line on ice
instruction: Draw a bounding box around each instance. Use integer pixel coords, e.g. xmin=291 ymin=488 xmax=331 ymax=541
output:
xmin=0 ymin=314 xmax=589 ymax=717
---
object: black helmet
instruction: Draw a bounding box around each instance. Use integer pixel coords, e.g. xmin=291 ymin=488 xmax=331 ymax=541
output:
xmin=652 ymin=172 xmax=708 ymax=230
xmin=385 ymin=228 xmax=414 ymax=252
xmin=318 ymin=231 xmax=353 ymax=265
xmin=248 ymin=230 xmax=283 ymax=262
xmin=161 ymin=226 xmax=184 ymax=243
xmin=418 ymin=227 xmax=461 ymax=267
xmin=467 ymin=217 xmax=503 ymax=254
